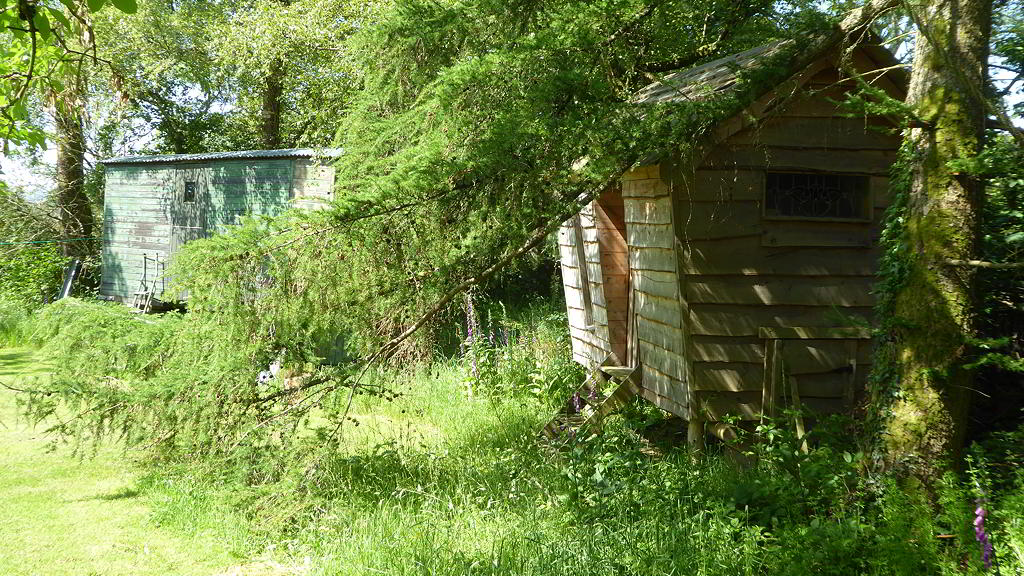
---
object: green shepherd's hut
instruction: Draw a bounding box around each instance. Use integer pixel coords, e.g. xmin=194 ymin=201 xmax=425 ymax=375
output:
xmin=100 ymin=148 xmax=340 ymax=303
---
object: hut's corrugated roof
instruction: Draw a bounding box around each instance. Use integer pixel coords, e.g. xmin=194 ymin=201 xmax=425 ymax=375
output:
xmin=632 ymin=41 xmax=792 ymax=105
xmin=102 ymin=148 xmax=343 ymax=166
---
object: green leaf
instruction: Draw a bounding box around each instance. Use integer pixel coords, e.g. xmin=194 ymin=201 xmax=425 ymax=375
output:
xmin=1006 ymin=231 xmax=1024 ymax=244
xmin=109 ymin=0 xmax=137 ymax=14
xmin=33 ymin=12 xmax=51 ymax=40
xmin=86 ymin=0 xmax=106 ymax=13
xmin=47 ymin=7 xmax=71 ymax=31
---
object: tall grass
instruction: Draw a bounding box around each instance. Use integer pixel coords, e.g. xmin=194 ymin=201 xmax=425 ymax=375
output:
xmin=13 ymin=296 xmax=1024 ymax=575
xmin=0 ymin=298 xmax=32 ymax=347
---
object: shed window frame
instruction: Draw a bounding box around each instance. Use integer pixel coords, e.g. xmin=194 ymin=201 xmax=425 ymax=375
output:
xmin=183 ymin=181 xmax=198 ymax=204
xmin=762 ymin=171 xmax=872 ymax=223
xmin=571 ymin=215 xmax=595 ymax=331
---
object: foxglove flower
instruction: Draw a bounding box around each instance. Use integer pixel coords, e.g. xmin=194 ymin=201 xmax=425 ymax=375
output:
xmin=975 ymin=499 xmax=993 ymax=570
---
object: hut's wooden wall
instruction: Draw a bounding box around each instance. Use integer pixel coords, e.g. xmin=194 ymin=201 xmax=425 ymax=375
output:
xmin=673 ymin=65 xmax=901 ymax=423
xmin=621 ymin=166 xmax=689 ymax=415
xmin=558 ymin=204 xmax=613 ymax=365
xmin=101 ymin=165 xmax=176 ymax=300
xmin=102 ymin=158 xmax=334 ymax=301
xmin=292 ymin=158 xmax=336 ymax=209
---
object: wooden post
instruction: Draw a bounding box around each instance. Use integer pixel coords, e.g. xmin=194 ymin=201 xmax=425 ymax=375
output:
xmin=761 ymin=338 xmax=782 ymax=422
xmin=687 ymin=412 xmax=705 ymax=452
xmin=788 ymin=375 xmax=809 ymax=454
xmin=844 ymin=340 xmax=859 ymax=410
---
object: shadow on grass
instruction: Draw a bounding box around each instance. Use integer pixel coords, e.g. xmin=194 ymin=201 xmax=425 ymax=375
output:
xmin=70 ymin=485 xmax=144 ymax=503
xmin=0 ymin=349 xmax=36 ymax=377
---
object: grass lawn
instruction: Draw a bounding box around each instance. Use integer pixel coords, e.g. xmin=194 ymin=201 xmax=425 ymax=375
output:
xmin=0 ymin=347 xmax=280 ymax=576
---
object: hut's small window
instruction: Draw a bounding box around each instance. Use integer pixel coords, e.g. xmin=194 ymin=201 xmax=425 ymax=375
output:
xmin=183 ymin=181 xmax=197 ymax=203
xmin=764 ymin=172 xmax=869 ymax=220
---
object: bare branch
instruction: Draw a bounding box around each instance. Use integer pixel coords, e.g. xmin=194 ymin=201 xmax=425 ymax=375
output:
xmin=946 ymin=259 xmax=1024 ymax=270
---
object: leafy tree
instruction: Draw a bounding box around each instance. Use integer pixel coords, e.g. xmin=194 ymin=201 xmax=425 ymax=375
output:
xmin=1 ymin=0 xmax=138 ymax=152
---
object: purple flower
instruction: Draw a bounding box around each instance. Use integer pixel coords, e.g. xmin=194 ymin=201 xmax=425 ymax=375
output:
xmin=571 ymin=392 xmax=583 ymax=413
xmin=975 ymin=499 xmax=993 ymax=570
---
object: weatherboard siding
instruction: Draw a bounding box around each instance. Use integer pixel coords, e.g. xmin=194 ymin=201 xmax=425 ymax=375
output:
xmin=621 ymin=166 xmax=689 ymax=413
xmin=101 ymin=157 xmax=335 ymax=302
xmin=559 ymin=203 xmax=613 ymax=365
xmin=676 ymin=65 xmax=897 ymax=423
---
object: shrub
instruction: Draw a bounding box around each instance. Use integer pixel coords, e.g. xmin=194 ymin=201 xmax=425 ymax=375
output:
xmin=0 ymin=244 xmax=65 ymax=309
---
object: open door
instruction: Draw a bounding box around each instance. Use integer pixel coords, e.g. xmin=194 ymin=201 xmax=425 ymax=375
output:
xmin=595 ymin=188 xmax=630 ymax=364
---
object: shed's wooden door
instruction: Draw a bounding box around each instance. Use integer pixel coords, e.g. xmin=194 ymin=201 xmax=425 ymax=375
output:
xmin=170 ymin=165 xmax=208 ymax=256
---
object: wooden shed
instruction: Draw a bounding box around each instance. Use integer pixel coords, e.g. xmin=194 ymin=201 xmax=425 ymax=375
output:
xmin=557 ymin=38 xmax=908 ymax=443
xmin=100 ymin=148 xmax=340 ymax=303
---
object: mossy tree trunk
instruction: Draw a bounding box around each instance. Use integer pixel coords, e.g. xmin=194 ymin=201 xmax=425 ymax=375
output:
xmin=883 ymin=0 xmax=991 ymax=476
xmin=53 ymin=80 xmax=93 ymax=258
xmin=261 ymin=58 xmax=284 ymax=149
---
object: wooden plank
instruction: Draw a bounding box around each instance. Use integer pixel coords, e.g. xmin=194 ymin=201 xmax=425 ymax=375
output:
xmin=692 ymin=391 xmax=762 ymax=421
xmin=634 ymin=291 xmax=683 ymax=327
xmin=627 ymin=222 xmax=676 ymax=248
xmin=676 ymin=202 xmax=762 ymax=240
xmin=689 ymin=304 xmax=873 ymax=337
xmin=871 ymin=177 xmax=892 ymax=208
xmin=561 ymin=266 xmax=603 ymax=289
xmin=622 ymin=179 xmax=669 ymax=199
xmin=762 ymin=339 xmax=781 ymax=419
xmin=628 ymin=247 xmax=676 ymax=272
xmin=637 ymin=340 xmax=687 ymax=380
xmin=692 ymin=337 xmax=764 ymax=363
xmin=691 ymin=336 xmax=873 ymax=365
xmin=729 ymin=116 xmax=901 ymax=150
xmin=633 ymin=270 xmax=679 ymax=299
xmin=624 ymin=196 xmax=673 ymax=224
xmin=685 ymin=276 xmax=876 ymax=307
xmin=691 ymin=362 xmax=763 ymax=392
xmin=678 ymin=237 xmax=879 ymax=276
xmin=688 ymin=170 xmax=762 ymax=202
xmin=702 ymin=145 xmax=897 ymax=176
xmin=792 ymin=371 xmax=867 ymax=399
xmin=635 ymin=315 xmax=684 ymax=354
xmin=640 ymin=364 xmax=687 ymax=409
xmin=758 ymin=326 xmax=872 ymax=339
xmin=761 ymin=224 xmax=874 ymax=248
xmin=638 ymin=387 xmax=688 ymax=418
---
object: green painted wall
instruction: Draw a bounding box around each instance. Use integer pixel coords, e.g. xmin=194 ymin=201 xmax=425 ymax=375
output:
xmin=101 ymin=158 xmax=334 ymax=301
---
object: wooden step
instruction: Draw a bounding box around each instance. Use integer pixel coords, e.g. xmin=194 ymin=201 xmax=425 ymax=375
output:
xmin=599 ymin=365 xmax=635 ymax=380
xmin=542 ymin=364 xmax=641 ymax=441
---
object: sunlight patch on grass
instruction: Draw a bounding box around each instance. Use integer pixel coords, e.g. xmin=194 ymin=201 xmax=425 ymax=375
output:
xmin=0 ymin=347 xmax=251 ymax=576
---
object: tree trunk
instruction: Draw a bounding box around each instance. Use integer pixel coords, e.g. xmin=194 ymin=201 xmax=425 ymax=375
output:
xmin=882 ymin=0 xmax=991 ymax=477
xmin=54 ymin=89 xmax=93 ymax=257
xmin=261 ymin=58 xmax=284 ymax=149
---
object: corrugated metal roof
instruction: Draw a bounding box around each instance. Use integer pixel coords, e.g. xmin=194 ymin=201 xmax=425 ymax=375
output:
xmin=632 ymin=41 xmax=792 ymax=105
xmin=102 ymin=147 xmax=343 ymax=165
